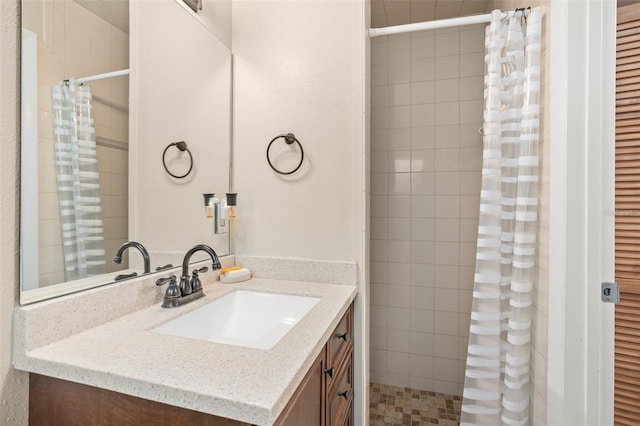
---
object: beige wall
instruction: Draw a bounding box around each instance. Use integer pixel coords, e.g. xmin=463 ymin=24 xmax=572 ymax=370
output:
xmin=488 ymin=1 xmax=550 ymax=423
xmin=369 ymin=24 xmax=484 ymax=395
xmin=0 ymin=0 xmax=29 ymax=423
xmin=22 ymin=0 xmax=130 ymax=283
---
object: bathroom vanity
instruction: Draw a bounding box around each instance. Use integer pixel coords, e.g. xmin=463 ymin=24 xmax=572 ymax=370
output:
xmin=14 ymin=266 xmax=357 ymax=426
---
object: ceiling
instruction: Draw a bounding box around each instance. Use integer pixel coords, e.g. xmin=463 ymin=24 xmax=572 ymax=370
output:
xmin=371 ymin=0 xmax=492 ymax=28
xmin=74 ymin=0 xmax=129 ymax=34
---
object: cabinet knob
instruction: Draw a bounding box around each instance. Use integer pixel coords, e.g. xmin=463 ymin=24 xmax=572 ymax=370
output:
xmin=336 ymin=332 xmax=348 ymax=341
xmin=338 ymin=390 xmax=349 ymax=400
xmin=323 ymin=367 xmax=335 ymax=378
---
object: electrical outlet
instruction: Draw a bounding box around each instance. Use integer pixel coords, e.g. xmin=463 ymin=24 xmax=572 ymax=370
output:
xmin=601 ymin=282 xmax=620 ymax=303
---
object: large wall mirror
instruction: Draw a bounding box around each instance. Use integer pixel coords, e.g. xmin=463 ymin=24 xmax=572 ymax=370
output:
xmin=20 ymin=0 xmax=232 ymax=304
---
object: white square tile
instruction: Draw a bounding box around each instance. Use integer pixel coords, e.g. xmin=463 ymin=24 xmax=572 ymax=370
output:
xmin=411 ymin=58 xmax=435 ymax=82
xmin=371 ymin=151 xmax=389 ymax=173
xmin=435 ymin=125 xmax=460 ymax=149
xmin=410 ymin=354 xmax=434 ymax=378
xmin=372 ymin=41 xmax=388 ymax=64
xmin=411 ymin=35 xmax=435 ymax=60
xmin=459 ymin=195 xmax=480 ymax=218
xmin=389 ymin=218 xmax=411 ymax=241
xmin=411 ymin=172 xmax=435 ymax=195
xmin=388 ymin=351 xmax=411 ymax=375
xmin=411 ymin=331 xmax=435 ymax=356
xmin=460 ymin=100 xmax=483 ymax=124
xmin=459 ymin=290 xmax=473 ymax=313
xmin=389 ymin=151 xmax=412 ymax=173
xmin=435 ymin=148 xmax=459 ymax=171
xmin=433 ymin=380 xmax=459 ymax=395
xmin=387 ymin=373 xmax=411 ymax=388
xmin=371 ymin=85 xmax=388 ymax=108
xmin=389 ymin=61 xmax=411 ymax=84
xmin=411 ymin=218 xmax=435 ymax=241
xmin=388 ymin=262 xmax=412 ymax=285
xmin=435 ymin=32 xmax=460 ymax=57
xmin=434 ymin=336 xmax=460 ymax=360
xmin=435 ymin=242 xmax=459 ymax=266
xmin=459 ymin=52 xmax=484 ymax=77
xmin=372 ymin=63 xmax=389 ymax=86
xmin=460 ymin=218 xmax=479 ymax=242
xmin=388 ymin=330 xmax=412 ymax=353
xmin=371 ymin=304 xmax=388 ymax=327
xmin=460 ymin=76 xmax=484 ymax=101
xmin=435 ymin=78 xmax=460 ymax=102
xmin=371 ymin=173 xmax=388 ymax=195
xmin=388 ymin=240 xmax=411 ymax=263
xmin=390 ymin=83 xmax=411 ymax=106
xmin=435 ymin=171 xmax=459 ymax=195
xmin=371 ymin=239 xmax=388 ymax=262
xmin=435 ymin=195 xmax=460 ymax=218
xmin=371 ymin=326 xmax=387 ymax=349
xmin=389 ymin=128 xmax=411 ymax=151
xmin=411 ymin=81 xmax=435 ymax=105
xmin=388 ymin=38 xmax=411 ymax=63
xmin=411 ymin=263 xmax=435 ymax=287
xmin=460 ymin=242 xmax=477 ymax=266
xmin=411 ymin=104 xmax=435 ymax=127
xmin=435 ymin=102 xmax=460 ymax=125
xmin=434 ymin=311 xmax=459 ymax=335
xmin=459 ymin=171 xmax=480 ymax=195
xmin=388 ymin=195 xmax=411 ymax=218
xmin=459 ymin=313 xmax=470 ymax=337
xmin=411 ymin=126 xmax=436 ymax=150
xmin=410 ymin=286 xmax=434 ymax=310
xmin=389 ymin=105 xmax=411 ymax=128
xmin=459 ymin=123 xmax=483 ymax=147
xmin=388 ymin=307 xmax=411 ymax=330
xmin=435 ymin=288 xmax=459 ymax=312
xmin=371 ymin=128 xmax=389 ymax=152
xmin=370 ymin=370 xmax=387 ymax=384
xmin=371 ymin=283 xmax=388 ymax=306
xmin=389 ymin=173 xmax=411 ymax=195
xmin=435 ymin=55 xmax=460 ymax=80
xmin=411 ymin=195 xmax=435 ymax=218
xmin=435 ymin=265 xmax=459 ymax=289
xmin=411 ymin=241 xmax=435 ymax=264
xmin=371 ymin=195 xmax=389 ymax=217
xmin=371 ymin=217 xmax=388 ymax=240
xmin=371 ymin=349 xmax=388 ymax=371
xmin=458 ymin=265 xmax=475 ymax=291
xmin=460 ymin=28 xmax=485 ymax=54
xmin=388 ymin=285 xmax=411 ymax=308
xmin=411 ymin=149 xmax=435 ymax=172
xmin=410 ymin=309 xmax=434 ymax=333
xmin=435 ymin=218 xmax=460 ymax=242
xmin=371 ymin=107 xmax=389 ymax=130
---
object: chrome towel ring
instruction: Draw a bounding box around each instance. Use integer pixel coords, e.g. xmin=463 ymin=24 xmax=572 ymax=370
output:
xmin=266 ymin=133 xmax=304 ymax=175
xmin=162 ymin=141 xmax=193 ymax=179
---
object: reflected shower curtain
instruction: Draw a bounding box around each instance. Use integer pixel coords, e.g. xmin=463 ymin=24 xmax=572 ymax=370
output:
xmin=52 ymin=81 xmax=106 ymax=281
xmin=461 ymin=9 xmax=541 ymax=426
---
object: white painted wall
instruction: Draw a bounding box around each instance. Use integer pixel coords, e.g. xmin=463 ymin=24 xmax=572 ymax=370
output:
xmin=0 ymin=0 xmax=29 ymax=423
xmin=130 ymin=0 xmax=230 ymax=255
xmin=232 ymin=0 xmax=365 ymax=262
xmin=174 ymin=0 xmax=232 ymax=49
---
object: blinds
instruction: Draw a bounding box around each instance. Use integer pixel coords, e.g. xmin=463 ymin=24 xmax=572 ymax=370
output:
xmin=616 ymin=5 xmax=640 ymax=425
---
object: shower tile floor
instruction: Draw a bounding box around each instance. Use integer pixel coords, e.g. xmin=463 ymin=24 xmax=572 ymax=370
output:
xmin=369 ymin=382 xmax=462 ymax=425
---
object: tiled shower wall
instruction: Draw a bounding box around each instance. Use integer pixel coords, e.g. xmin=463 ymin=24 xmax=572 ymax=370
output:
xmin=369 ymin=24 xmax=484 ymax=396
xmin=23 ymin=0 xmax=129 ymax=284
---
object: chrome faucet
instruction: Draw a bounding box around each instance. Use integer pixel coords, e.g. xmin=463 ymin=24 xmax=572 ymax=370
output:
xmin=156 ymin=244 xmax=221 ymax=308
xmin=113 ymin=241 xmax=151 ymax=274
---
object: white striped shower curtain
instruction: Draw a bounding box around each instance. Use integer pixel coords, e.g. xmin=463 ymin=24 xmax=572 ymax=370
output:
xmin=461 ymin=9 xmax=542 ymax=426
xmin=52 ymin=81 xmax=106 ymax=281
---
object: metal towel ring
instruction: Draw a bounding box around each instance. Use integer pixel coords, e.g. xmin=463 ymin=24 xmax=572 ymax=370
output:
xmin=266 ymin=133 xmax=304 ymax=175
xmin=162 ymin=141 xmax=193 ymax=179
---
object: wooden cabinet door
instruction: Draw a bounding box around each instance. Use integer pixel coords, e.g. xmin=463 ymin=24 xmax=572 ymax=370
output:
xmin=616 ymin=5 xmax=640 ymax=424
xmin=274 ymin=350 xmax=326 ymax=426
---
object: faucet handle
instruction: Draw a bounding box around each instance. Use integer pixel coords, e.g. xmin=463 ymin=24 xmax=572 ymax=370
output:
xmin=193 ymin=266 xmax=208 ymax=275
xmin=156 ymin=275 xmax=176 ymax=286
xmin=190 ymin=267 xmax=207 ymax=293
xmin=157 ymin=275 xmax=181 ymax=300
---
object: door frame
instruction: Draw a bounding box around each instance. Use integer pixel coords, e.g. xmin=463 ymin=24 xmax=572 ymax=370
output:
xmin=548 ymin=1 xmax=616 ymax=424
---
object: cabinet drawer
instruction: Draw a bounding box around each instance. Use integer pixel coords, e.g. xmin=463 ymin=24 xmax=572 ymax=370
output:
xmin=327 ymin=306 xmax=352 ymax=371
xmin=327 ymin=354 xmax=352 ymax=426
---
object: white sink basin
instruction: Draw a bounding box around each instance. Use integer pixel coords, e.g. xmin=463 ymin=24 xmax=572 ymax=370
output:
xmin=152 ymin=290 xmax=320 ymax=350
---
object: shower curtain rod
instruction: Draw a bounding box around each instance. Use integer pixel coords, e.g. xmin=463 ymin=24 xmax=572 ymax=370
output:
xmin=368 ymin=8 xmax=528 ymax=37
xmin=65 ymin=68 xmax=130 ymax=85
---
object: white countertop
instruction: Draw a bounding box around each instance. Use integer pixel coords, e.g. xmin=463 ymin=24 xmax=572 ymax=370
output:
xmin=14 ymin=277 xmax=357 ymax=425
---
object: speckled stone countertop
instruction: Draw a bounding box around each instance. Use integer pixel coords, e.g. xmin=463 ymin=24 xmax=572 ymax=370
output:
xmin=14 ymin=278 xmax=357 ymax=425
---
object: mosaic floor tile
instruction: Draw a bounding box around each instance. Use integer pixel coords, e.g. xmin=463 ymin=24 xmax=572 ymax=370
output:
xmin=369 ymin=382 xmax=461 ymax=425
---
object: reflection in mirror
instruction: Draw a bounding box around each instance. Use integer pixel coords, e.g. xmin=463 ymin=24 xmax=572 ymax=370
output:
xmin=20 ymin=0 xmax=232 ymax=304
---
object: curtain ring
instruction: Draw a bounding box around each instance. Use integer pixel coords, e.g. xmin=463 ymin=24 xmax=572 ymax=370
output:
xmin=162 ymin=141 xmax=193 ymax=179
xmin=266 ymin=133 xmax=304 ymax=175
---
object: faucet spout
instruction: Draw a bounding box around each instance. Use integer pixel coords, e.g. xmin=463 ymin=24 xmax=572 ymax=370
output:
xmin=181 ymin=244 xmax=221 ymax=278
xmin=113 ymin=241 xmax=151 ymax=274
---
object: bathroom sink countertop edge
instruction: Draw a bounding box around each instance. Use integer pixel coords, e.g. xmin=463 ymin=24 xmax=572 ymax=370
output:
xmin=14 ymin=277 xmax=357 ymax=425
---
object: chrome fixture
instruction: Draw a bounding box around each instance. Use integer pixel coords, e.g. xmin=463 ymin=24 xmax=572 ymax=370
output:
xmin=156 ymin=244 xmax=221 ymax=308
xmin=113 ymin=241 xmax=151 ymax=274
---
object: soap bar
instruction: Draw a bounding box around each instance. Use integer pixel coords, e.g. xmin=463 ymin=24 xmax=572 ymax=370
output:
xmin=220 ymin=267 xmax=252 ymax=283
